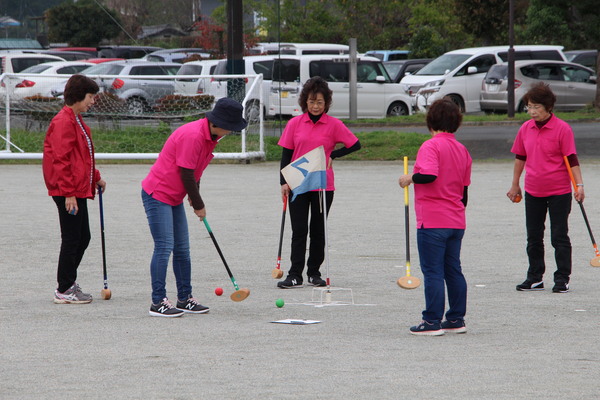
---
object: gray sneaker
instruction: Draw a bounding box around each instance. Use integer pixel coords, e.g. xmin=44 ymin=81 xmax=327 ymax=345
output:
xmin=54 ymin=283 xmax=93 ymax=304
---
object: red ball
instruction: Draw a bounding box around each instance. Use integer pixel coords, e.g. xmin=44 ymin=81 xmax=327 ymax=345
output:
xmin=215 ymin=287 xmax=223 ymax=296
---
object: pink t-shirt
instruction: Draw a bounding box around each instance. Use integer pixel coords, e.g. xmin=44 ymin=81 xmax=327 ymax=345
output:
xmin=142 ymin=118 xmax=217 ymax=206
xmin=511 ymin=114 xmax=576 ymax=197
xmin=413 ymin=132 xmax=472 ymax=229
xmin=278 ymin=113 xmax=359 ymax=191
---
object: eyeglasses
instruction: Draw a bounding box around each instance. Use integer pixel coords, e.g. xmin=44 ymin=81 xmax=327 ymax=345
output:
xmin=307 ymin=100 xmax=325 ymax=107
xmin=525 ymin=104 xmax=544 ymax=111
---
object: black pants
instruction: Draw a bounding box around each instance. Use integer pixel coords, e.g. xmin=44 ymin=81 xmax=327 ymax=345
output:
xmin=524 ymin=192 xmax=572 ymax=284
xmin=288 ymin=191 xmax=334 ymax=280
xmin=53 ymin=196 xmax=91 ymax=293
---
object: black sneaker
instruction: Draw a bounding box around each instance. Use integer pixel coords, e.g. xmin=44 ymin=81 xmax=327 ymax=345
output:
xmin=409 ymin=320 xmax=444 ymax=336
xmin=277 ymin=276 xmax=303 ymax=289
xmin=552 ymin=283 xmax=569 ymax=293
xmin=516 ymin=280 xmax=544 ymax=291
xmin=441 ymin=319 xmax=467 ymax=334
xmin=308 ymin=276 xmax=327 ymax=287
xmin=176 ymin=296 xmax=210 ymax=313
xmin=149 ymin=298 xmax=184 ymax=318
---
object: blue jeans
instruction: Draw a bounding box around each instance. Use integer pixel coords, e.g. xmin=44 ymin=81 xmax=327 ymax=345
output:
xmin=417 ymin=228 xmax=467 ymax=323
xmin=142 ymin=190 xmax=192 ymax=304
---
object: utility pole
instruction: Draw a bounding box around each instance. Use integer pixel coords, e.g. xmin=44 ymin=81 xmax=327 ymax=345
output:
xmin=507 ymin=0 xmax=515 ymax=118
xmin=226 ymin=0 xmax=245 ymax=102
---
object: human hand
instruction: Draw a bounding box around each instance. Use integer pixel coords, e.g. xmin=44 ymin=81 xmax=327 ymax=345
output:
xmin=398 ymin=174 xmax=412 ymax=188
xmin=281 ymin=184 xmax=290 ymax=203
xmin=194 ymin=208 xmax=206 ymax=220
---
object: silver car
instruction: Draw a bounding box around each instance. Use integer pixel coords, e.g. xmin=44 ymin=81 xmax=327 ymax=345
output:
xmin=480 ymin=60 xmax=597 ymax=113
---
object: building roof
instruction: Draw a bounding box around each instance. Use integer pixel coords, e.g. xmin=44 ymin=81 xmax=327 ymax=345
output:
xmin=137 ymin=25 xmax=187 ymax=40
xmin=0 ymin=38 xmax=43 ymax=50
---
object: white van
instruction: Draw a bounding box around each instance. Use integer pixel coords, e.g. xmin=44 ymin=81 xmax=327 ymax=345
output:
xmin=248 ymin=42 xmax=349 ymax=56
xmin=400 ymin=45 xmax=567 ymax=113
xmin=174 ymin=59 xmax=221 ymax=96
xmin=208 ymin=55 xmax=282 ymax=121
xmin=266 ymin=54 xmax=413 ymax=119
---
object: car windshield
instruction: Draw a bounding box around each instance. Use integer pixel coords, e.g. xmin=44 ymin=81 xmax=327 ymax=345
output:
xmin=383 ymin=62 xmax=403 ymax=78
xmin=484 ymin=65 xmax=508 ymax=82
xmin=83 ymin=63 xmax=125 ymax=75
xmin=416 ymin=54 xmax=471 ymax=75
xmin=20 ymin=64 xmax=52 ymax=74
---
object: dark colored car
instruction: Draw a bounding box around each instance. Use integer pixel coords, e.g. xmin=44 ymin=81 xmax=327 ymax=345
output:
xmin=97 ymin=46 xmax=163 ymax=59
xmin=564 ymin=50 xmax=598 ymax=72
xmin=383 ymin=59 xmax=433 ymax=83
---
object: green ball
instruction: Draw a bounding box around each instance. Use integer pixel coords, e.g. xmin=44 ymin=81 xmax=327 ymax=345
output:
xmin=275 ymin=298 xmax=284 ymax=308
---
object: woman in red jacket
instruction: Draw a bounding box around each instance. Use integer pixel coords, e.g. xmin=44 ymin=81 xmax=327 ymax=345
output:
xmin=43 ymin=74 xmax=106 ymax=304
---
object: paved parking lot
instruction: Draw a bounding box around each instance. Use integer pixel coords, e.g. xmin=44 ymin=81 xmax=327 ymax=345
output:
xmin=1 ymin=160 xmax=600 ymax=399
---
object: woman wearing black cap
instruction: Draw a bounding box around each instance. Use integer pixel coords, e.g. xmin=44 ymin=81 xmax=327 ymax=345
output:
xmin=141 ymin=97 xmax=248 ymax=317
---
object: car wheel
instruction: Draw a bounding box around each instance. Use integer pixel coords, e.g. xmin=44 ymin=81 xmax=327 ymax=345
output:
xmin=244 ymin=100 xmax=261 ymax=124
xmin=444 ymin=95 xmax=465 ymax=113
xmin=126 ymin=97 xmax=148 ymax=116
xmin=517 ymin=101 xmax=527 ymax=113
xmin=386 ymin=101 xmax=409 ymax=117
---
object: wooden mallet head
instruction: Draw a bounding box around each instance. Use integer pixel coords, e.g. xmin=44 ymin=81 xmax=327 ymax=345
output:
xmin=397 ymin=276 xmax=421 ymax=289
xmin=100 ymin=288 xmax=112 ymax=300
xmin=230 ymin=288 xmax=250 ymax=302
xmin=271 ymin=269 xmax=284 ymax=279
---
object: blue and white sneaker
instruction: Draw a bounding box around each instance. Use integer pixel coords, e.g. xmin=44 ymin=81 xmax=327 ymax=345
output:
xmin=149 ymin=298 xmax=184 ymax=318
xmin=516 ymin=280 xmax=544 ymax=291
xmin=176 ymin=296 xmax=209 ymax=313
xmin=441 ymin=319 xmax=467 ymax=334
xmin=277 ymin=276 xmax=303 ymax=289
xmin=409 ymin=320 xmax=444 ymax=336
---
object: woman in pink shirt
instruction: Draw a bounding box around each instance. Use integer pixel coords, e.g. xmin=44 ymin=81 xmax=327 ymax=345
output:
xmin=141 ymin=98 xmax=247 ymax=317
xmin=399 ymin=99 xmax=472 ymax=336
xmin=507 ymin=83 xmax=584 ymax=293
xmin=277 ymin=76 xmax=361 ymax=288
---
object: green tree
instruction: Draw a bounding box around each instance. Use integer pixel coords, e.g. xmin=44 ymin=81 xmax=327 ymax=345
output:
xmin=523 ymin=0 xmax=600 ymax=109
xmin=46 ymin=0 xmax=121 ymax=46
xmin=335 ymin=0 xmax=412 ymax=51
xmin=407 ymin=0 xmax=473 ymax=57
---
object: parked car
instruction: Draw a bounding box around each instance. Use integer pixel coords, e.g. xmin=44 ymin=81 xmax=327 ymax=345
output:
xmin=30 ymin=50 xmax=92 ymax=61
xmin=97 ymin=45 xmax=163 ymax=59
xmin=52 ymin=47 xmax=99 ymax=57
xmin=174 ymin=59 xmax=221 ymax=95
xmin=365 ymin=50 xmax=410 ymax=61
xmin=0 ymin=52 xmax=66 ymax=74
xmin=564 ymin=50 xmax=598 ymax=72
xmin=480 ymin=60 xmax=597 ymax=113
xmin=143 ymin=48 xmax=212 ymax=63
xmin=52 ymin=60 xmax=181 ymax=115
xmin=7 ymin=61 xmax=94 ymax=99
xmin=401 ymin=45 xmax=567 ymax=113
xmin=383 ymin=59 xmax=432 ymax=83
xmin=266 ymin=54 xmax=413 ymax=119
xmin=248 ymin=42 xmax=349 ymax=56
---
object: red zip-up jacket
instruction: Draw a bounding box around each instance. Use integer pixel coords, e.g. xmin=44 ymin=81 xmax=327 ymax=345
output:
xmin=43 ymin=106 xmax=101 ymax=199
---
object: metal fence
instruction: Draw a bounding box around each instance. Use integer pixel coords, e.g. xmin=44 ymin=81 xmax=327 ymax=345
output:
xmin=0 ymin=72 xmax=265 ymax=161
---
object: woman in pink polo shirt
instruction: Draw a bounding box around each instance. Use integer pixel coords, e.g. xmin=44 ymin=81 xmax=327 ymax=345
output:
xmin=507 ymin=82 xmax=584 ymax=293
xmin=277 ymin=76 xmax=361 ymax=288
xmin=141 ymin=98 xmax=247 ymax=317
xmin=399 ymin=99 xmax=472 ymax=336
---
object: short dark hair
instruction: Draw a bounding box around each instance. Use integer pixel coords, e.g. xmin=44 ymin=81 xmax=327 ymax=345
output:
xmin=522 ymin=82 xmax=556 ymax=111
xmin=63 ymin=74 xmax=99 ymax=106
xmin=298 ymin=76 xmax=333 ymax=113
xmin=426 ymin=99 xmax=462 ymax=133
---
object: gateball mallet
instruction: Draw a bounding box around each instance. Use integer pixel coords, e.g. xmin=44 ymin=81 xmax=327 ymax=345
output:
xmin=272 ymin=196 xmax=287 ymax=279
xmin=202 ymin=218 xmax=250 ymax=301
xmin=564 ymin=156 xmax=600 ymax=267
xmin=98 ymin=186 xmax=112 ymax=300
xmin=397 ymin=156 xmax=421 ymax=289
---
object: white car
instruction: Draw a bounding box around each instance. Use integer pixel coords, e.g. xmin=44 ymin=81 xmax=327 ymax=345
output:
xmin=6 ymin=61 xmax=94 ymax=99
xmin=174 ymin=59 xmax=221 ymax=96
xmin=400 ymin=45 xmax=567 ymax=113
